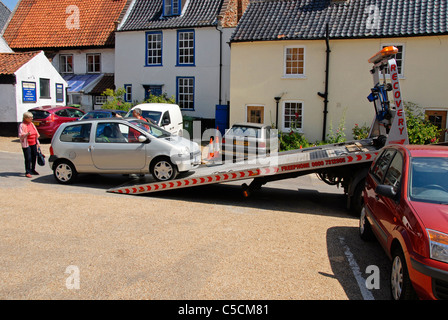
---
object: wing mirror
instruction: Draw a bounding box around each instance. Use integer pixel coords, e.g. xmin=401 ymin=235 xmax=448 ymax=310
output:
xmin=375 ymin=184 xmax=398 ymax=199
xmin=138 ymin=135 xmax=150 ymax=143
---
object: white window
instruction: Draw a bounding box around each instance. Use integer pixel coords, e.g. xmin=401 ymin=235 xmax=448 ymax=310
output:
xmin=382 ymin=44 xmax=405 ymax=76
xmin=284 ymin=46 xmax=305 ymax=78
xmin=95 ymin=95 xmax=107 ymax=105
xmin=177 ymin=30 xmax=195 ymax=66
xmin=87 ymin=53 xmax=101 ymax=73
xmin=146 ymin=31 xmax=162 ymax=66
xmin=177 ymin=77 xmax=194 ymax=110
xmin=124 ymin=84 xmax=132 ymax=102
xmin=283 ymin=101 xmax=303 ymax=131
xmin=60 ymin=54 xmax=73 ymax=73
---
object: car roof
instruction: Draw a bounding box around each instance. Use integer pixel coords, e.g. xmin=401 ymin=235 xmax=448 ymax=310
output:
xmin=29 ymin=105 xmax=80 ymax=112
xmin=231 ymin=122 xmax=269 ymax=129
xmin=131 ymin=103 xmax=179 ymax=112
xmin=389 ymin=144 xmax=448 ymax=158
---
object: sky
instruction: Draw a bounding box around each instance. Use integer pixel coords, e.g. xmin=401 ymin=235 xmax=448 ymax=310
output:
xmin=3 ymin=0 xmax=18 ymax=11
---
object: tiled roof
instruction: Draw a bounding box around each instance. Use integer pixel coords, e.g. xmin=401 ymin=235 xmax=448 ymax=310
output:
xmin=231 ymin=0 xmax=448 ymax=42
xmin=119 ymin=0 xmax=222 ymax=31
xmin=0 ymin=51 xmax=41 ymax=75
xmin=90 ymin=74 xmax=115 ymax=95
xmin=0 ymin=1 xmax=11 ymax=31
xmin=3 ymin=0 xmax=131 ymax=50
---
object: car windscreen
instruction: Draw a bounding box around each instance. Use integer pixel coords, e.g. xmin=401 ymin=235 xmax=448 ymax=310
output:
xmin=128 ymin=120 xmax=170 ymax=138
xmin=226 ymin=126 xmax=261 ymax=138
xmin=409 ymin=157 xmax=448 ymax=204
xmin=81 ymin=112 xmax=111 ymax=120
xmin=29 ymin=110 xmax=50 ymax=119
xmin=141 ymin=111 xmax=162 ymax=124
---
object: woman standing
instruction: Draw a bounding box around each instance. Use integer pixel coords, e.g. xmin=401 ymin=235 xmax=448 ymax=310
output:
xmin=18 ymin=112 xmax=40 ymax=178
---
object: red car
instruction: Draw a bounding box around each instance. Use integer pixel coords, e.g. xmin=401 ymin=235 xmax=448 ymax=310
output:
xmin=28 ymin=106 xmax=85 ymax=139
xmin=360 ymin=144 xmax=448 ymax=300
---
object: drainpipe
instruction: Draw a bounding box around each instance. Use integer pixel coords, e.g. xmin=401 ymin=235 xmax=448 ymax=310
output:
xmin=318 ymin=24 xmax=331 ymax=141
xmin=216 ymin=18 xmax=223 ymax=106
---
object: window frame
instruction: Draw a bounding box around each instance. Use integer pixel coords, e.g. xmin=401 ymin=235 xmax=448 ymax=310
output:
xmin=176 ymin=76 xmax=195 ymax=110
xmin=282 ymin=100 xmax=304 ymax=132
xmin=381 ymin=43 xmax=405 ymax=78
xmin=145 ymin=31 xmax=163 ymax=67
xmin=177 ymin=29 xmax=195 ymax=67
xmin=39 ymin=78 xmax=51 ymax=99
xmin=86 ymin=53 xmax=101 ymax=74
xmin=283 ymin=46 xmax=306 ymax=79
xmin=163 ymin=0 xmax=181 ymax=17
xmin=59 ymin=54 xmax=74 ymax=74
xmin=124 ymin=84 xmax=132 ymax=102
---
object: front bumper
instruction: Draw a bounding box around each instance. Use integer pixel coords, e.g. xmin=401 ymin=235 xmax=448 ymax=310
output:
xmin=411 ymin=257 xmax=448 ymax=300
xmin=172 ymin=150 xmax=201 ymax=172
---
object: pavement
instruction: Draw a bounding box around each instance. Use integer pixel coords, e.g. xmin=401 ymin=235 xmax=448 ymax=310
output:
xmin=0 ymin=136 xmax=388 ymax=300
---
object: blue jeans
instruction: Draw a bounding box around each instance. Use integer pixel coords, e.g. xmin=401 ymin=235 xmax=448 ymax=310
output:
xmin=22 ymin=144 xmax=38 ymax=174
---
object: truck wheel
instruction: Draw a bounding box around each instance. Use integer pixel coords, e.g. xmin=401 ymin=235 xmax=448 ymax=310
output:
xmin=53 ymin=160 xmax=77 ymax=184
xmin=351 ymin=178 xmax=365 ymax=216
xmin=150 ymin=157 xmax=178 ymax=181
xmin=390 ymin=247 xmax=418 ymax=300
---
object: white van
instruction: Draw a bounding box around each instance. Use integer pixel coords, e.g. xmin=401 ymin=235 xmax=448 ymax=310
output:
xmin=127 ymin=103 xmax=183 ymax=136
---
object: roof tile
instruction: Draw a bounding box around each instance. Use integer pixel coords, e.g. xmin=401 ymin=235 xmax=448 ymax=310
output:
xmin=3 ymin=0 xmax=131 ymax=50
xmin=0 ymin=51 xmax=41 ymax=74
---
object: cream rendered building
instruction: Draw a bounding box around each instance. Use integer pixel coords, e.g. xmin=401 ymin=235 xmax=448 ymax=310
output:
xmin=229 ymin=0 xmax=448 ymax=142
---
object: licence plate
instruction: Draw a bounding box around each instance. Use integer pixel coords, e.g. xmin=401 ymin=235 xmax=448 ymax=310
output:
xmin=33 ymin=121 xmax=40 ymax=126
xmin=234 ymin=140 xmax=249 ymax=146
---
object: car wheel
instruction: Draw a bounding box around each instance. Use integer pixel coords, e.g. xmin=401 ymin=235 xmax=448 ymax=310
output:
xmin=351 ymin=178 xmax=366 ymax=216
xmin=53 ymin=160 xmax=77 ymax=184
xmin=390 ymin=247 xmax=418 ymax=300
xmin=359 ymin=206 xmax=374 ymax=241
xmin=150 ymin=158 xmax=178 ymax=181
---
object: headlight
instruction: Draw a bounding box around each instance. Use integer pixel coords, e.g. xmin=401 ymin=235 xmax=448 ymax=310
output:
xmin=427 ymin=229 xmax=448 ymax=264
xmin=178 ymin=147 xmax=189 ymax=156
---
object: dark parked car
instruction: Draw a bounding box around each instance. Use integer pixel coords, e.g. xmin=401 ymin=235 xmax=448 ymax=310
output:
xmin=360 ymin=144 xmax=448 ymax=300
xmin=28 ymin=105 xmax=85 ymax=139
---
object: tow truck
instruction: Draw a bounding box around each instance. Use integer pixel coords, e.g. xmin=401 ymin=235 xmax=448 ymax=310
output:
xmin=108 ymin=46 xmax=409 ymax=214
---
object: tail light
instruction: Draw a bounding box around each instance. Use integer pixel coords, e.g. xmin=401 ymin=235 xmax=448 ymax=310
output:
xmin=222 ymin=138 xmax=226 ymax=144
xmin=258 ymin=142 xmax=266 ymax=148
xmin=42 ymin=114 xmax=55 ymax=125
xmin=50 ymin=146 xmax=54 ymax=156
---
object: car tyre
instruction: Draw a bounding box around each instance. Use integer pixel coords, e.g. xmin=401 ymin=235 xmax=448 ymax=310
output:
xmin=390 ymin=247 xmax=418 ymax=300
xmin=150 ymin=157 xmax=178 ymax=181
xmin=359 ymin=206 xmax=374 ymax=241
xmin=53 ymin=160 xmax=77 ymax=184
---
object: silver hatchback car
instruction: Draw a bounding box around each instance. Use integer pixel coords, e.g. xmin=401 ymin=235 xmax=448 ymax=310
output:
xmin=49 ymin=118 xmax=201 ymax=183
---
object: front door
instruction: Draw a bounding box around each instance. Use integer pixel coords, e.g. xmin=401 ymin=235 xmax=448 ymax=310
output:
xmin=425 ymin=110 xmax=447 ymax=142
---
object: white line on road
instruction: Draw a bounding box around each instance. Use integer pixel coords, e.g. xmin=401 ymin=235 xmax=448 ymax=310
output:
xmin=339 ymin=236 xmax=375 ymax=300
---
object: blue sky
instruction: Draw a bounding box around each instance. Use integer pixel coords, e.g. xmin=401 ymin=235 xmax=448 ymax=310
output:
xmin=3 ymin=0 xmax=18 ymax=11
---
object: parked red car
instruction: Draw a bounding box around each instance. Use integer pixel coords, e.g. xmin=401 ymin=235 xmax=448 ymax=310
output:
xmin=360 ymin=144 xmax=448 ymax=300
xmin=28 ymin=106 xmax=85 ymax=139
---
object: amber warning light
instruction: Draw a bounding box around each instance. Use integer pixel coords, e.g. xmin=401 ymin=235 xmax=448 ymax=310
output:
xmin=368 ymin=46 xmax=399 ymax=63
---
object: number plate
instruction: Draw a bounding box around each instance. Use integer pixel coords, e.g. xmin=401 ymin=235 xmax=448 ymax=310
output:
xmin=234 ymin=140 xmax=249 ymax=146
xmin=33 ymin=121 xmax=40 ymax=126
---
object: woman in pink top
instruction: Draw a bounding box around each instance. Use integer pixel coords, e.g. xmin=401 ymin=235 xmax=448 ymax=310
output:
xmin=18 ymin=112 xmax=40 ymax=178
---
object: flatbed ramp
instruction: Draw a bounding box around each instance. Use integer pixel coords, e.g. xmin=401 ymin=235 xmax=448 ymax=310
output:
xmin=107 ymin=139 xmax=379 ymax=195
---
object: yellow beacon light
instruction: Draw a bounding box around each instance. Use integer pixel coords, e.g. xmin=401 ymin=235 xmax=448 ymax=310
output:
xmin=368 ymin=46 xmax=399 ymax=63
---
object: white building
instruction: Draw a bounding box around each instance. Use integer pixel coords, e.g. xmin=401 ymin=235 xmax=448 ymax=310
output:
xmin=0 ymin=51 xmax=67 ymax=135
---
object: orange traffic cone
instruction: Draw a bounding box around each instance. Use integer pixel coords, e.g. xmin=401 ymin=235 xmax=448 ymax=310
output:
xmin=214 ymin=131 xmax=221 ymax=159
xmin=207 ymin=137 xmax=214 ymax=160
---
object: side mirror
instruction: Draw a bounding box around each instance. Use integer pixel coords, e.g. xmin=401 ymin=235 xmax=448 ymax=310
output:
xmin=162 ymin=118 xmax=170 ymax=126
xmin=138 ymin=135 xmax=150 ymax=143
xmin=375 ymin=184 xmax=398 ymax=199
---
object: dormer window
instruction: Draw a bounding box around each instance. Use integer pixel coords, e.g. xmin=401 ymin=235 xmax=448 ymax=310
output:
xmin=164 ymin=0 xmax=181 ymax=17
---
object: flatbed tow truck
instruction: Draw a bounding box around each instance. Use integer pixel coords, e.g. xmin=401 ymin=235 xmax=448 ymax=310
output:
xmin=108 ymin=46 xmax=409 ymax=214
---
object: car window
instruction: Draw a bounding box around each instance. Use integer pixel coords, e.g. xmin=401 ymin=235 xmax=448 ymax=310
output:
xmin=141 ymin=111 xmax=162 ymax=124
xmin=383 ymin=152 xmax=403 ymax=190
xmin=128 ymin=120 xmax=170 ymax=138
xmin=67 ymin=109 xmax=85 ymax=118
xmin=228 ymin=126 xmax=261 ymax=138
xmin=55 ymin=109 xmax=69 ymax=117
xmin=371 ymin=149 xmax=396 ymax=182
xmin=29 ymin=110 xmax=50 ymax=119
xmin=161 ymin=111 xmax=171 ymax=125
xmin=95 ymin=122 xmax=130 ymax=143
xmin=410 ymin=157 xmax=448 ymax=204
xmin=60 ymin=123 xmax=91 ymax=143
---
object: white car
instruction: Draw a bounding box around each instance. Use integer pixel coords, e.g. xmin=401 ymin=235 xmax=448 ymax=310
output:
xmin=49 ymin=118 xmax=201 ymax=184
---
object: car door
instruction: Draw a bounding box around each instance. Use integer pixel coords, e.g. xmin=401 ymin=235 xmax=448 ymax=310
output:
xmin=90 ymin=121 xmax=147 ymax=171
xmin=374 ymin=150 xmax=404 ymax=245
xmin=365 ymin=148 xmax=396 ymax=245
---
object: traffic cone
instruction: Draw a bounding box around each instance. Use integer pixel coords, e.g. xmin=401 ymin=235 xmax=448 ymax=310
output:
xmin=207 ymin=137 xmax=214 ymax=160
xmin=214 ymin=130 xmax=221 ymax=159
